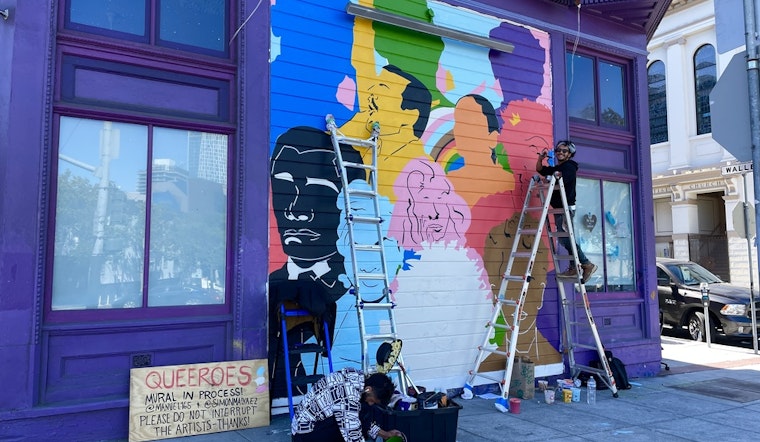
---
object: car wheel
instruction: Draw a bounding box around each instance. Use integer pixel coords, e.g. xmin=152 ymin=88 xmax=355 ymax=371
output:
xmin=687 ymin=311 xmax=716 ymax=342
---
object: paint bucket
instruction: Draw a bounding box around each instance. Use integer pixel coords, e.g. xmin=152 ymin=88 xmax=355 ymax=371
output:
xmin=544 ymin=389 xmax=555 ymax=404
xmin=509 ymin=397 xmax=521 ymax=414
xmin=571 ymin=387 xmax=581 ymax=402
xmin=562 ymin=389 xmax=572 ymax=403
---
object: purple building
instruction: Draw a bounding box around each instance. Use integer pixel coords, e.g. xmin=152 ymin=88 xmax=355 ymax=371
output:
xmin=1 ymin=0 xmax=670 ymax=440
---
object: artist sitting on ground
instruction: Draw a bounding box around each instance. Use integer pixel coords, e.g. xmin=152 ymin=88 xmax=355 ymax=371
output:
xmin=291 ymin=367 xmax=403 ymax=442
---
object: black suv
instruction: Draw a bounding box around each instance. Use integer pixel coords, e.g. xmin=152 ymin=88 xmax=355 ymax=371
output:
xmin=657 ymin=257 xmax=760 ymax=341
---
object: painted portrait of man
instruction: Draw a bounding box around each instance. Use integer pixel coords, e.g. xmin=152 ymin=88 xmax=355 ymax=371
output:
xmin=267 ymin=126 xmax=363 ymax=398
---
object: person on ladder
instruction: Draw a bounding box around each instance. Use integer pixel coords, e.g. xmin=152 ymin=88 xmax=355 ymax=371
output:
xmin=536 ymin=140 xmax=597 ymax=282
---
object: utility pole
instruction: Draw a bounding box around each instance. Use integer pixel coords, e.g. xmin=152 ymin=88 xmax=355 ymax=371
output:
xmin=746 ymin=0 xmax=760 ymax=351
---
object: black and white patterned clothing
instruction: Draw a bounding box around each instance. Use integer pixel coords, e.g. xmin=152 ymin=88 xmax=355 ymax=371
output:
xmin=291 ymin=368 xmax=382 ymax=442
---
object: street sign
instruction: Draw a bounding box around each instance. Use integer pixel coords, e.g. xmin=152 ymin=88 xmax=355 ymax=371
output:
xmin=721 ymin=160 xmax=753 ymax=176
xmin=711 ymin=51 xmax=751 ymax=161
xmin=715 ymin=0 xmax=744 ymax=54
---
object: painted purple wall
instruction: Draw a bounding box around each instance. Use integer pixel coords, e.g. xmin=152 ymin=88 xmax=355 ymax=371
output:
xmin=0 ymin=0 xmax=51 ymax=415
xmin=0 ymin=0 xmax=272 ymax=440
xmin=0 ymin=0 xmax=664 ymax=439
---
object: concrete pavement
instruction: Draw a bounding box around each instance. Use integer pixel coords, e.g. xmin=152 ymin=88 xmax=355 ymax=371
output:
xmin=161 ymin=335 xmax=760 ymax=441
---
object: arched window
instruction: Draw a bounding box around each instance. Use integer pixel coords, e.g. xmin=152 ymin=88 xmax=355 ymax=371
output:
xmin=648 ymin=60 xmax=668 ymax=144
xmin=694 ymin=44 xmax=716 ymax=135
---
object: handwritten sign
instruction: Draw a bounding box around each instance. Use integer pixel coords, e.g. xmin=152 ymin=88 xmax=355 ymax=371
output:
xmin=129 ymin=360 xmax=269 ymax=442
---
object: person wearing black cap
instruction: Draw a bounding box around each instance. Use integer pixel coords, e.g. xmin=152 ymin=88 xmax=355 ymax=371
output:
xmin=291 ymin=367 xmax=404 ymax=442
xmin=536 ymin=140 xmax=597 ymax=282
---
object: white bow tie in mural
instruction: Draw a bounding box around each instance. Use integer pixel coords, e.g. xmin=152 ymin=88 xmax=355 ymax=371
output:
xmin=287 ymin=260 xmax=332 ymax=281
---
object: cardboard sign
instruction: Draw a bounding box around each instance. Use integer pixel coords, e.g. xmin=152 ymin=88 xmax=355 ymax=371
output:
xmin=129 ymin=360 xmax=269 ymax=442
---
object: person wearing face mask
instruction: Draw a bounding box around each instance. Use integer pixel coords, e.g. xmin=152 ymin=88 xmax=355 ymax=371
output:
xmin=535 ymin=140 xmax=597 ymax=282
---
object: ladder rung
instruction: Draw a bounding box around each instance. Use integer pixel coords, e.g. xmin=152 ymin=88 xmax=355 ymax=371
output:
xmin=347 ymin=188 xmax=377 ymax=198
xmin=342 ymin=161 xmax=374 ymax=171
xmin=511 ymin=252 xmax=533 ymax=258
xmin=291 ymin=374 xmax=324 ymax=386
xmin=519 ymin=228 xmax=539 ymax=235
xmin=572 ymin=343 xmax=600 ymax=351
xmin=574 ymin=364 xmax=607 ymax=375
xmin=359 ymin=302 xmax=395 ymax=310
xmin=358 ymin=273 xmax=386 ymax=280
xmin=548 ymin=231 xmax=571 ymax=238
xmin=335 ymin=136 xmax=377 ymax=148
xmin=364 ymin=333 xmax=397 ymax=341
xmin=488 ymin=322 xmax=511 ymax=330
xmin=354 ymin=244 xmax=382 ymax=252
xmin=502 ymin=275 xmax=525 ymax=282
xmin=556 ymin=273 xmax=580 ymax=280
xmin=468 ymin=372 xmax=505 ymax=384
xmin=282 ymin=309 xmax=312 ymax=317
xmin=289 ymin=343 xmax=326 ymax=355
xmin=349 ymin=215 xmax=382 ymax=224
xmin=496 ymin=298 xmax=518 ymax=307
xmin=523 ymin=206 xmax=545 ymax=212
xmin=478 ymin=347 xmax=508 ymax=357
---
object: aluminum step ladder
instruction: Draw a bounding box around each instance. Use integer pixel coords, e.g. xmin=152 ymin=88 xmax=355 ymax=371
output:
xmin=325 ymin=115 xmax=409 ymax=393
xmin=462 ymin=174 xmax=618 ymax=412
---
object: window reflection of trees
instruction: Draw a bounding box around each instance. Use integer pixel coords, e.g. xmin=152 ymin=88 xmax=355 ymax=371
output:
xmin=52 ymin=118 xmax=227 ymax=310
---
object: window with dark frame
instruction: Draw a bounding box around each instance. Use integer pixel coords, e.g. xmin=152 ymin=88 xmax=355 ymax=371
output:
xmin=566 ymin=47 xmax=637 ymax=294
xmin=575 ymin=178 xmax=636 ymax=293
xmin=566 ymin=52 xmax=628 ymax=129
xmin=648 ymin=60 xmax=668 ymax=144
xmin=49 ymin=2 xmax=234 ymax=319
xmin=64 ymin=0 xmax=229 ymax=58
xmin=51 ymin=118 xmax=229 ymax=311
xmin=694 ymin=44 xmax=716 ymax=135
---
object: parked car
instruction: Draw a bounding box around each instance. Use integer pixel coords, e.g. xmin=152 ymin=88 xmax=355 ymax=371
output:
xmin=657 ymin=257 xmax=760 ymax=341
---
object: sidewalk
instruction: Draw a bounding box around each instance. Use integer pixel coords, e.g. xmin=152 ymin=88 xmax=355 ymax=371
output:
xmin=165 ymin=336 xmax=760 ymax=441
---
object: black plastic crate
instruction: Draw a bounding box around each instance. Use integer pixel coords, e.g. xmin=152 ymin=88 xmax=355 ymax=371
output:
xmin=378 ymin=400 xmax=462 ymax=442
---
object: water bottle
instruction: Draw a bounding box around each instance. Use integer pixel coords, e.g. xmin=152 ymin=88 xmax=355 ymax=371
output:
xmin=587 ymin=377 xmax=596 ymax=405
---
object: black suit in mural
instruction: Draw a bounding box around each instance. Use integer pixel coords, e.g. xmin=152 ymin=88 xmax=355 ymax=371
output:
xmin=268 ymin=126 xmax=363 ymax=397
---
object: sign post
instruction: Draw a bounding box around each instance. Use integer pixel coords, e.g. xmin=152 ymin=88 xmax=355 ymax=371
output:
xmin=722 ymin=161 xmax=758 ymax=354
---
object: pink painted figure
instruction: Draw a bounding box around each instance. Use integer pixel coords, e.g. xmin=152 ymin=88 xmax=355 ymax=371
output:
xmin=389 ymin=158 xmax=470 ymax=250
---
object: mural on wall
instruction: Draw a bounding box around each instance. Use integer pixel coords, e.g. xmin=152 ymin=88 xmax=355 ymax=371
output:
xmin=270 ymin=0 xmax=560 ymax=394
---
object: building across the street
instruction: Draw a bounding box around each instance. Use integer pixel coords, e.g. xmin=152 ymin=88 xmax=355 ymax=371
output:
xmin=648 ymin=0 xmax=759 ymax=286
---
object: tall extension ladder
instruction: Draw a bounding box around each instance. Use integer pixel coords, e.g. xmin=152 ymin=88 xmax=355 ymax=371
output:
xmin=463 ymin=173 xmax=618 ymax=412
xmin=325 ymin=115 xmax=409 ymax=393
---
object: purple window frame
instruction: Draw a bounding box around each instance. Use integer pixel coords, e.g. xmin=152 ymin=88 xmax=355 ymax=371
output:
xmin=48 ymin=11 xmax=236 ymax=324
xmin=566 ymin=49 xmax=631 ymax=132
xmin=44 ymin=116 xmax=234 ymax=324
xmin=60 ymin=55 xmax=231 ymax=122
